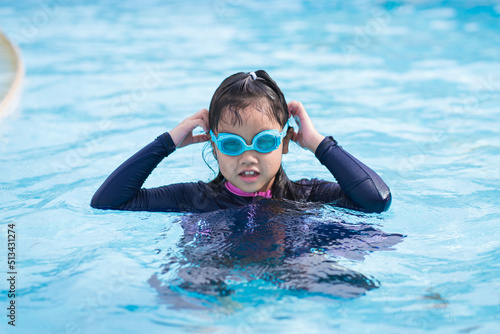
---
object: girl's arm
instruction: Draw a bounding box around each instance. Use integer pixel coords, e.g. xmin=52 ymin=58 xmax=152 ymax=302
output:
xmin=90 ymin=132 xmax=176 ymax=210
xmin=314 ymin=136 xmax=392 ymax=213
xmin=288 ymin=101 xmax=391 ymax=213
xmin=90 ymin=109 xmax=211 ymax=211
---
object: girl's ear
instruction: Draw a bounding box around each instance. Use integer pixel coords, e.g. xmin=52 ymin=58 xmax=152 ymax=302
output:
xmin=282 ymin=127 xmax=294 ymax=154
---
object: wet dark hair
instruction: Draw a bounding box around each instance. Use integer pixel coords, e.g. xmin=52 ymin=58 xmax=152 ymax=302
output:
xmin=208 ymin=70 xmax=288 ymax=133
xmin=205 ymin=70 xmax=299 ymax=200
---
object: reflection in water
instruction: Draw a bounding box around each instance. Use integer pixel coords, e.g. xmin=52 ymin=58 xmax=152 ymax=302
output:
xmin=148 ymin=199 xmax=404 ymax=308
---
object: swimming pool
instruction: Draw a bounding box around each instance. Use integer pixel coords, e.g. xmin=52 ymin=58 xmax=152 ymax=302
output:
xmin=1 ymin=0 xmax=500 ymax=333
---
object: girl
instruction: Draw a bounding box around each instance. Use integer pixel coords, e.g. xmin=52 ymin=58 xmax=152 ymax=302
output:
xmin=91 ymin=70 xmax=391 ymax=213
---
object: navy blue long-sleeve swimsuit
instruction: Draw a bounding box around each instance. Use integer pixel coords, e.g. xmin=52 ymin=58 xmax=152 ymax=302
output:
xmin=91 ymin=133 xmax=391 ymax=213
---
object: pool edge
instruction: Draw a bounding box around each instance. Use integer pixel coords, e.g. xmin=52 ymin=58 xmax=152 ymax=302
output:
xmin=0 ymin=29 xmax=25 ymax=119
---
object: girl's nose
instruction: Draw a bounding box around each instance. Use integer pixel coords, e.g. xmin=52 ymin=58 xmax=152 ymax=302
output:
xmin=238 ymin=150 xmax=259 ymax=164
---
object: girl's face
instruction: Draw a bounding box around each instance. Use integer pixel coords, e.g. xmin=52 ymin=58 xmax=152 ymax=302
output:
xmin=212 ymin=106 xmax=290 ymax=193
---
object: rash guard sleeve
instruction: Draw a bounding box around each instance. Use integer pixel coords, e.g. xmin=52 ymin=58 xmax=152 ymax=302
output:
xmin=312 ymin=136 xmax=392 ymax=213
xmin=90 ymin=132 xmax=216 ymax=212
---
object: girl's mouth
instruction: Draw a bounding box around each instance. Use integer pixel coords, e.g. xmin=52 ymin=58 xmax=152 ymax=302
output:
xmin=238 ymin=170 xmax=260 ymax=183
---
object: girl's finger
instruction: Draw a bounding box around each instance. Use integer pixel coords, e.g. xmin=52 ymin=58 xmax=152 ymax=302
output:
xmin=187 ymin=119 xmax=208 ymax=133
xmin=185 ymin=109 xmax=209 ymax=130
xmin=191 ymin=109 xmax=210 ymax=132
xmin=192 ymin=108 xmax=208 ymax=118
xmin=200 ymin=110 xmax=210 ymax=132
xmin=172 ymin=118 xmax=208 ymax=147
xmin=190 ymin=134 xmax=210 ymax=143
xmin=180 ymin=133 xmax=210 ymax=148
xmin=287 ymin=101 xmax=300 ymax=116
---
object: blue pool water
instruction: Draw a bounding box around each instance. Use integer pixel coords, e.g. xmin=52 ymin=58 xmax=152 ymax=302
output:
xmin=1 ymin=0 xmax=500 ymax=333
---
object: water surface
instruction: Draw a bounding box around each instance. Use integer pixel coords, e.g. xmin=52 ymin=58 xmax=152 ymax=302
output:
xmin=1 ymin=1 xmax=499 ymax=333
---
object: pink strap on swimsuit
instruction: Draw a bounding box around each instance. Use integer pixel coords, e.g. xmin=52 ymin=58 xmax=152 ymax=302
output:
xmin=225 ymin=181 xmax=272 ymax=199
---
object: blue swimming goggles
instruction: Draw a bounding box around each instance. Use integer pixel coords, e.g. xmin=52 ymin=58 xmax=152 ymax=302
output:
xmin=210 ymin=122 xmax=289 ymax=156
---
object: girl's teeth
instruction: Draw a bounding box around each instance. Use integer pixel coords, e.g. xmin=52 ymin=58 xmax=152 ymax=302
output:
xmin=244 ymin=171 xmax=255 ymax=175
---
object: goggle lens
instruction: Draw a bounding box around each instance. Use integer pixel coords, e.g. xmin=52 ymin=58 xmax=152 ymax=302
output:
xmin=221 ymin=138 xmax=243 ymax=153
xmin=255 ymin=135 xmax=276 ymax=151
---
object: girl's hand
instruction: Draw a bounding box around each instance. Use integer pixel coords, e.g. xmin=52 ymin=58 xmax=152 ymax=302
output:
xmin=169 ymin=108 xmax=210 ymax=148
xmin=287 ymin=101 xmax=325 ymax=153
